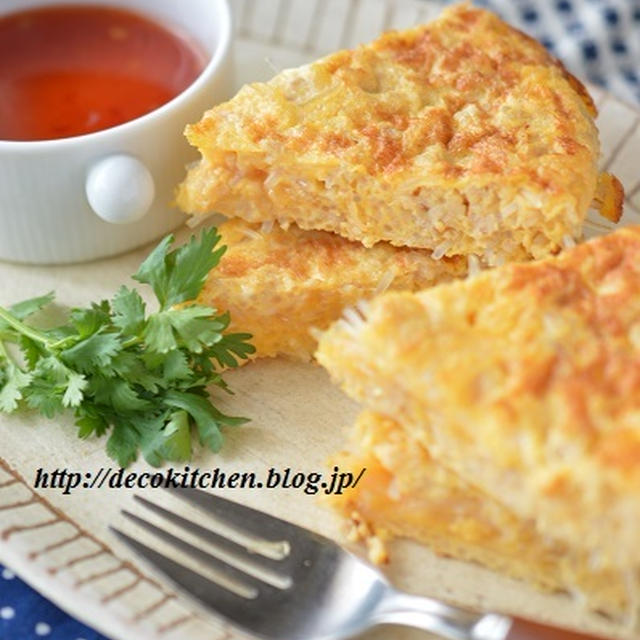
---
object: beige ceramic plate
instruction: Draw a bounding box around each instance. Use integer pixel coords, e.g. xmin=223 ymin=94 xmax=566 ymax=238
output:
xmin=2 ymin=1 xmax=640 ymax=639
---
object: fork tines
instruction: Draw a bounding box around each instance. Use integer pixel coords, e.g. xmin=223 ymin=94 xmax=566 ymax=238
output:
xmin=111 ymin=489 xmax=300 ymax=600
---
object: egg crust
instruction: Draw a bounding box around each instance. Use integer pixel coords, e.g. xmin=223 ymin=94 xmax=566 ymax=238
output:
xmin=199 ymin=218 xmax=467 ymax=360
xmin=330 ymin=411 xmax=632 ymax=618
xmin=316 ymin=226 xmax=640 ymax=571
xmin=176 ymin=4 xmax=619 ymax=266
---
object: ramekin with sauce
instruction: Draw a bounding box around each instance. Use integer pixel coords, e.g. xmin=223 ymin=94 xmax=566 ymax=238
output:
xmin=0 ymin=0 xmax=232 ymax=264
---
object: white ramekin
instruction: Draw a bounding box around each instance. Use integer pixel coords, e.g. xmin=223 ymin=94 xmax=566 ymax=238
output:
xmin=0 ymin=0 xmax=232 ymax=264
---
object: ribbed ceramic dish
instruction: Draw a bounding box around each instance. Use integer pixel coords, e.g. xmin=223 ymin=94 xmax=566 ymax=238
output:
xmin=2 ymin=1 xmax=640 ymax=639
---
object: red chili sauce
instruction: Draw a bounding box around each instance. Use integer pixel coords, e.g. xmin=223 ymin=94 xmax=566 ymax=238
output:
xmin=0 ymin=5 xmax=207 ymax=141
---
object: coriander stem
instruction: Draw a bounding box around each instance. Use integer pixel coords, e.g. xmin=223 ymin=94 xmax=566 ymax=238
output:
xmin=0 ymin=306 xmax=52 ymax=348
xmin=122 ymin=336 xmax=143 ymax=349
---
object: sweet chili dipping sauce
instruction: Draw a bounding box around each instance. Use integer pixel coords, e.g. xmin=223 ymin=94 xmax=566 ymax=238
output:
xmin=0 ymin=5 xmax=207 ymax=141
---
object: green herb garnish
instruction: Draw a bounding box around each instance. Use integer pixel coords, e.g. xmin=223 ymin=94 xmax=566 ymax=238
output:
xmin=0 ymin=229 xmax=255 ymax=467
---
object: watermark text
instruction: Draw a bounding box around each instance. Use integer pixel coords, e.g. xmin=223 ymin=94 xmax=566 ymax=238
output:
xmin=33 ymin=465 xmax=366 ymax=496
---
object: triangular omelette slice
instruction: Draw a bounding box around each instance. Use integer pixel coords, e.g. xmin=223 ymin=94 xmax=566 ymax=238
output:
xmin=198 ymin=218 xmax=467 ymax=361
xmin=177 ymin=4 xmax=620 ymax=266
xmin=317 ymin=226 xmax=640 ymax=584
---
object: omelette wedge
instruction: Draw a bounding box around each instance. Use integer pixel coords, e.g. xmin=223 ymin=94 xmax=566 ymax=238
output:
xmin=200 ymin=218 xmax=467 ymax=360
xmin=177 ymin=4 xmax=620 ymax=265
xmin=317 ymin=227 xmax=640 ymax=580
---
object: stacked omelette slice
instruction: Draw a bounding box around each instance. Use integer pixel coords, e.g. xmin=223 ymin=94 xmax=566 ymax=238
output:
xmin=176 ymin=4 xmax=620 ymax=362
xmin=317 ymin=227 xmax=640 ymax=620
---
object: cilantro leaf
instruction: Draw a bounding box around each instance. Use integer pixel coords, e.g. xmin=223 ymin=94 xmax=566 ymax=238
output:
xmin=139 ymin=410 xmax=192 ymax=467
xmin=62 ymin=372 xmax=87 ymax=408
xmin=143 ymin=312 xmax=175 ymax=353
xmin=207 ymin=328 xmax=257 ymax=368
xmin=131 ymin=234 xmax=174 ymax=308
xmin=133 ymin=229 xmax=226 ymax=309
xmin=25 ymin=378 xmax=66 ymax=418
xmin=61 ymin=333 xmax=121 ymax=372
xmin=75 ymin=408 xmax=108 ymax=439
xmin=89 ymin=376 xmax=150 ymax=413
xmin=8 ymin=292 xmax=55 ymax=321
xmin=171 ymin=231 xmax=227 ymax=305
xmin=168 ymin=305 xmax=227 ymax=352
xmin=165 ymin=390 xmax=247 ymax=454
xmin=112 ymin=286 xmax=146 ymax=336
xmin=107 ymin=420 xmax=141 ymax=468
xmin=70 ymin=302 xmax=111 ymax=338
xmin=144 ymin=306 xmax=227 ymax=354
xmin=23 ymin=356 xmax=73 ymax=417
xmin=0 ymin=365 xmax=32 ymax=412
xmin=162 ymin=350 xmax=192 ymax=383
xmin=110 ymin=351 xmax=163 ymax=392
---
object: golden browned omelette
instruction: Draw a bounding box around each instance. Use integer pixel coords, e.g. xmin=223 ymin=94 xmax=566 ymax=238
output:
xmin=317 ymin=226 xmax=640 ymax=612
xmin=177 ymin=4 xmax=621 ymax=266
xmin=199 ymin=218 xmax=467 ymax=360
xmin=331 ymin=411 xmax=631 ymax=617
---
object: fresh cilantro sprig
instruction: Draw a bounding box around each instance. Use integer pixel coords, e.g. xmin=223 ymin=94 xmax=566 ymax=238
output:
xmin=0 ymin=229 xmax=255 ymax=468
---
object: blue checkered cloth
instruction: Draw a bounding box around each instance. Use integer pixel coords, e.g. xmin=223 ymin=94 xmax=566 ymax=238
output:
xmin=443 ymin=0 xmax=640 ymax=105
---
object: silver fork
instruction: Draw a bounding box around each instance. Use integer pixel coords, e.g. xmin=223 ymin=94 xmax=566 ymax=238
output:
xmin=111 ymin=488 xmax=608 ymax=640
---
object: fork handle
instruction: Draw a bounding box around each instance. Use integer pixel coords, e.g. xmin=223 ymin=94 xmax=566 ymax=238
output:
xmin=376 ymin=592 xmax=611 ymax=640
xmin=505 ymin=617 xmax=610 ymax=640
